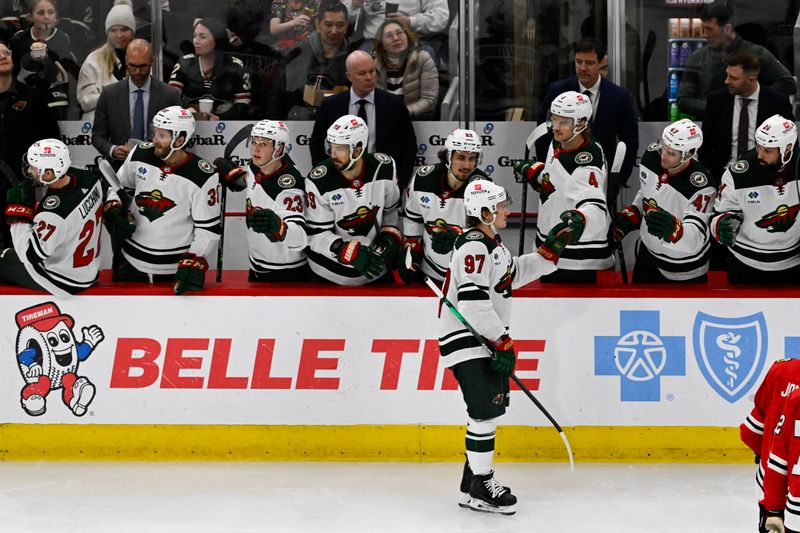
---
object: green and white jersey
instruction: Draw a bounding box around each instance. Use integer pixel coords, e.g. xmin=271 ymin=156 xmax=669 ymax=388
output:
xmin=534 ymin=137 xmax=613 ymax=270
xmin=110 ymin=143 xmax=221 ymax=275
xmin=403 ymin=162 xmax=489 ymax=282
xmin=245 ymin=156 xmax=307 ymax=273
xmin=437 ymin=229 xmax=556 ymax=368
xmin=712 ymin=149 xmax=800 ymax=271
xmin=11 ymin=167 xmax=104 ymax=294
xmin=305 ymin=152 xmax=400 ymax=285
xmin=634 ymin=145 xmax=717 ymax=280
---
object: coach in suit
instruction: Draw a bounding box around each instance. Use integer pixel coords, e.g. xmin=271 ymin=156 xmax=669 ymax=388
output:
xmin=309 ymin=50 xmax=417 ymax=189
xmin=92 ymin=39 xmax=181 ymax=166
xmin=699 ymin=53 xmax=793 ymax=181
xmin=536 ymin=37 xmax=638 ymax=205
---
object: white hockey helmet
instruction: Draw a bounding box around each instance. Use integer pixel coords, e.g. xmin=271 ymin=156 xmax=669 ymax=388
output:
xmin=756 ymin=114 xmax=797 ymax=165
xmin=661 ymin=119 xmax=703 ymax=160
xmin=25 ymin=138 xmax=71 ymax=185
xmin=464 ymin=179 xmax=507 ymax=223
xmin=326 ymin=114 xmax=368 ymax=171
xmin=549 ymin=90 xmax=592 ymax=134
xmin=445 ymin=128 xmax=482 ymax=169
xmin=151 ymin=106 xmax=195 ymax=160
xmin=251 ymin=120 xmax=290 ymax=165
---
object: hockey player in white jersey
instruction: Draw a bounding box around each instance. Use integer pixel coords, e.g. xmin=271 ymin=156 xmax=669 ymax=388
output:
xmin=214 ymin=120 xmax=308 ymax=281
xmin=103 ymin=106 xmax=220 ymax=294
xmin=514 ymin=90 xmax=612 ymax=282
xmin=612 ymin=119 xmax=717 ymax=282
xmin=710 ymin=114 xmax=800 ymax=284
xmin=305 ymin=115 xmax=401 ymax=285
xmin=401 ymin=128 xmax=490 ymax=283
xmin=0 ymin=139 xmax=103 ymax=295
xmin=438 ymin=179 xmax=584 ymax=515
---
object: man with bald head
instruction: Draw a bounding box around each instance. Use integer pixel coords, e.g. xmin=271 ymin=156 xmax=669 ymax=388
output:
xmin=310 ymin=49 xmax=417 ymax=189
xmin=92 ymin=38 xmax=182 ymax=167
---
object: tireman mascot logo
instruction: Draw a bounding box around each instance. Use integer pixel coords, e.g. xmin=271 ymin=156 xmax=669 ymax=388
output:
xmin=14 ymin=302 xmax=104 ymax=417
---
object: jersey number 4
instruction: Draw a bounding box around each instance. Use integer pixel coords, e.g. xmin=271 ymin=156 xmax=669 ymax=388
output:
xmin=73 ymin=206 xmax=103 ymax=268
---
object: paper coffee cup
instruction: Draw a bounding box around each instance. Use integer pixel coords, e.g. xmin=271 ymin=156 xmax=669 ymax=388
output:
xmin=198 ymin=98 xmax=214 ymax=114
xmin=30 ymin=42 xmax=47 ymax=60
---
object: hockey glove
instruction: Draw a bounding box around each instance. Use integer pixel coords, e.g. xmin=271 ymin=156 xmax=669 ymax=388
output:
xmin=5 ymin=183 xmax=35 ymax=224
xmin=536 ymin=210 xmax=586 ymax=262
xmin=513 ymin=159 xmax=545 ymax=185
xmin=173 ymin=253 xmax=209 ymax=295
xmin=612 ymin=205 xmax=642 ymax=242
xmin=397 ymin=237 xmax=423 ymax=284
xmin=374 ymin=226 xmax=402 ymax=265
xmin=332 ymin=239 xmax=385 ymax=279
xmin=645 ymin=207 xmax=684 ymax=243
xmin=489 ymin=335 xmax=515 ymax=377
xmin=247 ymin=208 xmax=287 ymax=242
xmin=765 ymin=516 xmax=785 ymax=533
xmin=429 ymin=223 xmax=462 ymax=255
xmin=213 ymin=157 xmax=247 ymax=192
xmin=712 ymin=212 xmax=743 ymax=247
xmin=103 ymin=200 xmax=136 ymax=240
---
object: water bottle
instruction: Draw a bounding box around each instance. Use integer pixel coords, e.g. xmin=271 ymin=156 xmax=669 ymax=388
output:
xmin=670 ymin=42 xmax=680 ymax=68
xmin=669 ymin=102 xmax=680 ymax=122
xmin=669 ymin=72 xmax=679 ymax=100
xmin=679 ymin=42 xmax=690 ymax=67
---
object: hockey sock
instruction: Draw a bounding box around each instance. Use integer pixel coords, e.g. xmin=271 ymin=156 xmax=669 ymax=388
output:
xmin=465 ymin=417 xmax=497 ymax=475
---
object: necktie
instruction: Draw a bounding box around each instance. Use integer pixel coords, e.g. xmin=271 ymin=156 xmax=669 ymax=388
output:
xmin=356 ymin=99 xmax=368 ymax=125
xmin=737 ymin=98 xmax=751 ymax=157
xmin=132 ymin=89 xmax=145 ymax=141
xmin=583 ymin=89 xmax=594 ymax=121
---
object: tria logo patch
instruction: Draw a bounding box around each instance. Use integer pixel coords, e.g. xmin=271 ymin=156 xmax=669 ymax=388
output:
xmin=135 ymin=189 xmax=177 ymax=221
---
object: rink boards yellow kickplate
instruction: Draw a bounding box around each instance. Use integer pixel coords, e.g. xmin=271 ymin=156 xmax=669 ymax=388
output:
xmin=0 ymin=425 xmax=751 ymax=462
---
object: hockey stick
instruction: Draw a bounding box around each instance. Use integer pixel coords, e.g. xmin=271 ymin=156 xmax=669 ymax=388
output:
xmin=518 ymin=122 xmax=549 ymax=256
xmin=97 ymin=157 xmax=133 ymax=281
xmin=424 ymin=276 xmax=575 ymax=472
xmin=609 ymin=142 xmax=628 ymax=284
xmin=0 ymin=158 xmax=21 ymax=187
xmin=216 ymin=123 xmax=254 ymax=282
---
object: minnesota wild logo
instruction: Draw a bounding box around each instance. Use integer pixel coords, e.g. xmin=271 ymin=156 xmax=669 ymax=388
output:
xmin=337 ymin=206 xmax=379 ymax=236
xmin=755 ymin=203 xmax=800 ymax=233
xmin=135 ymin=190 xmax=176 ymax=222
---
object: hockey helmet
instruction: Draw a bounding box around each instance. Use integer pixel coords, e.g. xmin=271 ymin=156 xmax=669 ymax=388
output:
xmin=464 ymin=179 xmax=507 ymax=222
xmin=151 ymin=106 xmax=195 ymax=159
xmin=25 ymin=138 xmax=71 ymax=185
xmin=251 ymin=120 xmax=290 ymax=164
xmin=661 ymin=119 xmax=703 ymax=160
xmin=445 ymin=128 xmax=483 ymax=168
xmin=756 ymin=114 xmax=797 ymax=165
xmin=549 ymin=91 xmax=592 ymax=132
xmin=326 ymin=115 xmax=368 ymax=171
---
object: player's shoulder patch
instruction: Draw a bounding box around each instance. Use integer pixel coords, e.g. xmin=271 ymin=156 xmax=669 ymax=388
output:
xmin=138 ymin=142 xmax=154 ymax=149
xmin=231 ymin=56 xmax=244 ymax=68
xmin=277 ymin=174 xmax=296 ymax=188
xmin=465 ymin=231 xmax=483 ymax=241
xmin=181 ymin=53 xmax=194 ymax=60
xmin=71 ymin=164 xmax=88 ymax=170
xmin=646 ymin=142 xmax=660 ymax=152
xmin=309 ymin=165 xmax=327 ymax=179
xmin=374 ymin=152 xmax=393 ymax=165
xmin=42 ymin=195 xmax=60 ymax=210
xmin=689 ymin=171 xmax=708 ymax=187
xmin=198 ymin=159 xmax=214 ymax=174
xmin=417 ymin=164 xmax=435 ymax=177
xmin=575 ymin=151 xmax=593 ymax=164
xmin=731 ymin=159 xmax=749 ymax=174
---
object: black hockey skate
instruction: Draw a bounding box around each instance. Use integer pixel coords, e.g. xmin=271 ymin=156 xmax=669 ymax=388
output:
xmin=467 ymin=471 xmax=517 ymax=515
xmin=459 ymin=461 xmax=511 ymax=509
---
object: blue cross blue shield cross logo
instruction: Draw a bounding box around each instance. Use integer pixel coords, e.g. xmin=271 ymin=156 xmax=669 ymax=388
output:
xmin=692 ymin=312 xmax=768 ymax=404
xmin=595 ymin=311 xmax=686 ymax=401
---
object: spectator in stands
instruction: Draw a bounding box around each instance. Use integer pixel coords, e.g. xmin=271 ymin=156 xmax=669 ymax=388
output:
xmin=373 ymin=18 xmax=437 ymax=119
xmin=309 ymin=50 xmax=417 ymax=190
xmin=270 ymin=0 xmax=321 ymax=52
xmin=285 ymin=1 xmax=350 ymax=119
xmin=699 ymin=53 xmax=792 ymax=181
xmin=76 ymin=0 xmax=135 ymax=122
xmin=0 ymin=3 xmax=22 ymax=43
xmin=677 ymin=0 xmax=796 ymax=121
xmin=536 ymin=37 xmax=638 ymax=206
xmin=341 ymin=0 xmax=448 ymax=58
xmin=92 ymin=39 xmax=182 ymax=167
xmin=0 ymin=39 xmax=60 ymax=248
xmin=169 ymin=17 xmax=251 ymax=121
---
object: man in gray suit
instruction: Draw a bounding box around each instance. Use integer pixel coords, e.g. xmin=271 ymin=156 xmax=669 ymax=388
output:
xmin=92 ymin=39 xmax=181 ymax=166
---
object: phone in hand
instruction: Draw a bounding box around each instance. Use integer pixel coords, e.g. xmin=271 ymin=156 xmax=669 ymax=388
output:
xmin=385 ymin=2 xmax=399 ymax=15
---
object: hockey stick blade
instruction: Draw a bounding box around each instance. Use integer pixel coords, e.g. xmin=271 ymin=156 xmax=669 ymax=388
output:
xmin=224 ymin=123 xmax=254 ymax=160
xmin=97 ymin=158 xmax=122 ymax=191
xmin=610 ymin=142 xmax=626 ymax=175
xmin=424 ymin=276 xmax=575 ymax=472
xmin=0 ymin=158 xmax=21 ymax=186
xmin=525 ymin=122 xmax=549 ymax=153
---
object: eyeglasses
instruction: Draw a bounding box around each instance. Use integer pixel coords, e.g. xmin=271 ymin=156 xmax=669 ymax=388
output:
xmin=383 ymin=30 xmax=406 ymax=40
xmin=0 ymin=49 xmax=11 ymax=58
xmin=126 ymin=63 xmax=150 ymax=71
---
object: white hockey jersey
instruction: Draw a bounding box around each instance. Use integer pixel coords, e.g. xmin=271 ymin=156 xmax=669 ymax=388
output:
xmin=11 ymin=167 xmax=103 ymax=295
xmin=305 ymin=152 xmax=400 ymax=285
xmin=109 ymin=144 xmax=221 ymax=275
xmin=711 ymin=149 xmax=800 ymax=271
xmin=244 ymin=156 xmax=307 ymax=273
xmin=633 ymin=144 xmax=717 ymax=280
xmin=534 ymin=137 xmax=613 ymax=270
xmin=403 ymin=162 xmax=489 ymax=281
xmin=437 ymin=229 xmax=557 ymax=368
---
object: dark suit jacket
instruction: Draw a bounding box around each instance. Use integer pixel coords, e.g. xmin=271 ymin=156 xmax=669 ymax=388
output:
xmin=309 ymin=88 xmax=417 ymax=188
xmin=92 ymin=76 xmax=182 ymax=161
xmin=536 ymin=76 xmax=639 ymax=203
xmin=698 ymin=85 xmax=792 ymax=181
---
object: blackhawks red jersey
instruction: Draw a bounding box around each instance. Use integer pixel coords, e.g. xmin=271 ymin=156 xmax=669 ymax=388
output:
xmin=761 ymin=386 xmax=800 ymax=531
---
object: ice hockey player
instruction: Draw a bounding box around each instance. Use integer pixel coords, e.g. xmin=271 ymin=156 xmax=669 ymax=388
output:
xmin=103 ymin=106 xmax=220 ymax=294
xmin=611 ymin=119 xmax=717 ymax=282
xmin=710 ymin=114 xmax=800 ymax=284
xmin=305 ymin=115 xmax=401 ymax=285
xmin=214 ymin=120 xmax=308 ymax=281
xmin=400 ymin=128 xmax=489 ymax=283
xmin=438 ymin=179 xmax=584 ymax=515
xmin=0 ymin=139 xmax=103 ymax=295
xmin=514 ymin=90 xmax=612 ymax=282
xmin=741 ymin=358 xmax=800 ymax=533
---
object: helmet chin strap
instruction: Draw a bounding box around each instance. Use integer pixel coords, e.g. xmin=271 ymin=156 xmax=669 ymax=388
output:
xmin=343 ymin=145 xmax=364 ymax=172
xmin=781 ymin=144 xmax=794 ymax=166
xmin=258 ymin=142 xmax=285 ymax=170
xmin=160 ymin=134 xmax=187 ymax=162
xmin=560 ymin=120 xmax=587 ymax=146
